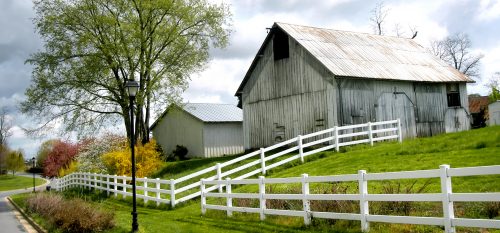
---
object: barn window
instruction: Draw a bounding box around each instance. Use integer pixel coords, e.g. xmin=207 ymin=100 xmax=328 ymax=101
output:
xmin=273 ymin=29 xmax=289 ymax=60
xmin=446 ymin=83 xmax=461 ymax=107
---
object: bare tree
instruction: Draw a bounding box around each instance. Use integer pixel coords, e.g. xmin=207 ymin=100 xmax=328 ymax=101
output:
xmin=430 ymin=33 xmax=483 ymax=79
xmin=370 ymin=2 xmax=389 ymax=35
xmin=0 ymin=107 xmax=13 ymax=146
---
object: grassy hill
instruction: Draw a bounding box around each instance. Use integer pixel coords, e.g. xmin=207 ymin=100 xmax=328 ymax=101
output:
xmin=13 ymin=126 xmax=500 ymax=233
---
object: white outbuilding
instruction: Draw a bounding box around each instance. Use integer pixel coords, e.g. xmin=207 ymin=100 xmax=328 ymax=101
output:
xmin=489 ymin=101 xmax=500 ymax=126
xmin=151 ymin=103 xmax=244 ymax=158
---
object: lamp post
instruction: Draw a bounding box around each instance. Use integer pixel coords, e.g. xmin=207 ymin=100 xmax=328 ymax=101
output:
xmin=125 ymin=79 xmax=140 ymax=232
xmin=31 ymin=157 xmax=36 ymax=193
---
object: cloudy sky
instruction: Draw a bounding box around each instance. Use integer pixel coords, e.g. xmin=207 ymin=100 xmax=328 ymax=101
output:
xmin=1 ymin=0 xmax=499 ymax=158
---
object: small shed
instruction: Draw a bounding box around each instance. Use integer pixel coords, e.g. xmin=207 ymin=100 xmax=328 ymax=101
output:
xmin=151 ymin=103 xmax=244 ymax=158
xmin=489 ymin=101 xmax=500 ymax=126
xmin=468 ymin=95 xmax=489 ymax=128
xmin=236 ymin=22 xmax=473 ymax=150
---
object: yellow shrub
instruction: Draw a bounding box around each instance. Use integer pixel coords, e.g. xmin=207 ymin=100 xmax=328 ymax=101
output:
xmin=58 ymin=160 xmax=78 ymax=177
xmin=103 ymin=139 xmax=162 ymax=177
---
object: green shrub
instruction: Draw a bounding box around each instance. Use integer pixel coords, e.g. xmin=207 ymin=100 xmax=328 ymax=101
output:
xmin=167 ymin=145 xmax=189 ymax=161
xmin=26 ymin=193 xmax=114 ymax=232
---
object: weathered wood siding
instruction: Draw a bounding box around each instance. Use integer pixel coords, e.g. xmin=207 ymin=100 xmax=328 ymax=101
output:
xmin=489 ymin=101 xmax=500 ymax=125
xmin=444 ymin=83 xmax=471 ymax=133
xmin=152 ymin=108 xmax=204 ymax=157
xmin=203 ymin=122 xmax=244 ymax=157
xmin=241 ymin=36 xmax=337 ymax=149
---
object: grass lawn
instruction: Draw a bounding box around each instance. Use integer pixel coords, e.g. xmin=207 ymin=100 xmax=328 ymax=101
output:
xmin=11 ymin=126 xmax=500 ymax=233
xmin=0 ymin=174 xmax=45 ymax=191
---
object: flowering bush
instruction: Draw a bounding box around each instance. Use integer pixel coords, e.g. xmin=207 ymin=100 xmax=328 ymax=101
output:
xmin=43 ymin=140 xmax=81 ymax=178
xmin=103 ymin=139 xmax=162 ymax=177
xmin=76 ymin=134 xmax=126 ymax=174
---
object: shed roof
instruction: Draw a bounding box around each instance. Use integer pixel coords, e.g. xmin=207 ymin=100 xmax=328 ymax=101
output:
xmin=468 ymin=96 xmax=490 ymax=113
xmin=236 ymin=22 xmax=473 ymax=95
xmin=150 ymin=103 xmax=242 ymax=130
xmin=182 ymin=103 xmax=242 ymax=122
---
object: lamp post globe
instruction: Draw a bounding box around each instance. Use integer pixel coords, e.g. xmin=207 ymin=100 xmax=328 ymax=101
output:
xmin=126 ymin=79 xmax=140 ymax=232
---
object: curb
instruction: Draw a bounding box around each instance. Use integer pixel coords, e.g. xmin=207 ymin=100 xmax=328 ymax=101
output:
xmin=7 ymin=196 xmax=47 ymax=233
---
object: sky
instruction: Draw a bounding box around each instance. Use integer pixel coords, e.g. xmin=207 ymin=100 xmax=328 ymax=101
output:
xmin=1 ymin=0 xmax=499 ymax=158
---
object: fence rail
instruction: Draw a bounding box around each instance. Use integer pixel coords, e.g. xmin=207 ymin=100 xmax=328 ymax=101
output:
xmin=200 ymin=165 xmax=500 ymax=232
xmin=56 ymin=119 xmax=402 ymax=207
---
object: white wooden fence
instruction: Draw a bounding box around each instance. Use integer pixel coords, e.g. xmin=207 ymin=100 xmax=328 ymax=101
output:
xmin=55 ymin=119 xmax=402 ymax=207
xmin=200 ymin=165 xmax=500 ymax=233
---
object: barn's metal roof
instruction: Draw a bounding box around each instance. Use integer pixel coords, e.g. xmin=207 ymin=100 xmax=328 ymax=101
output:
xmin=236 ymin=22 xmax=473 ymax=96
xmin=182 ymin=103 xmax=242 ymax=122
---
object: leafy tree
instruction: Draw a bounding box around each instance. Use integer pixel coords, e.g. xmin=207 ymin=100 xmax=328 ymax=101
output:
xmin=0 ymin=143 xmax=8 ymax=174
xmin=36 ymin=139 xmax=58 ymax=168
xmin=487 ymin=72 xmax=500 ymax=103
xmin=0 ymin=107 xmax=12 ymax=146
xmin=429 ymin=33 xmax=483 ymax=79
xmin=43 ymin=140 xmax=81 ymax=178
xmin=103 ymin=139 xmax=162 ymax=177
xmin=76 ymin=134 xmax=126 ymax=173
xmin=6 ymin=150 xmax=25 ymax=175
xmin=22 ymin=0 xmax=231 ymax=144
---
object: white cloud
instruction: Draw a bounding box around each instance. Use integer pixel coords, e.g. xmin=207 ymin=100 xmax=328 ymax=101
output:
xmin=477 ymin=0 xmax=500 ymax=21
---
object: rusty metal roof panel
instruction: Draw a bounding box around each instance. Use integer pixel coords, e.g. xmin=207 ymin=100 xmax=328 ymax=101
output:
xmin=276 ymin=22 xmax=473 ymax=83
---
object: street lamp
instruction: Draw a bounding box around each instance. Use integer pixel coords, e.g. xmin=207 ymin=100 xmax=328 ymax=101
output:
xmin=125 ymin=79 xmax=140 ymax=232
xmin=31 ymin=157 xmax=36 ymax=192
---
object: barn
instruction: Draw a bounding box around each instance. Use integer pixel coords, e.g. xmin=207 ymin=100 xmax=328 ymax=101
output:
xmin=235 ymin=22 xmax=473 ymax=150
xmin=150 ymin=103 xmax=244 ymax=158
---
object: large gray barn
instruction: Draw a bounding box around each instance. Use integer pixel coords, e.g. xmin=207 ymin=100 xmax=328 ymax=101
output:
xmin=235 ymin=22 xmax=473 ymax=150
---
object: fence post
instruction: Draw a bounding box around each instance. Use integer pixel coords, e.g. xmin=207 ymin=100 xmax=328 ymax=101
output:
xmin=201 ymin=179 xmax=206 ymax=215
xmin=106 ymin=175 xmax=110 ymax=196
xmin=298 ymin=135 xmax=304 ymax=163
xmin=156 ymin=178 xmax=161 ymax=207
xmin=144 ymin=177 xmax=148 ymax=205
xmin=216 ymin=163 xmax=223 ymax=193
xmin=397 ymin=118 xmax=403 ymax=143
xmin=302 ymin=174 xmax=311 ymax=225
xmin=170 ymin=179 xmax=176 ymax=208
xmin=260 ymin=148 xmax=266 ymax=175
xmin=122 ymin=177 xmax=127 ymax=199
xmin=368 ymin=122 xmax=373 ymax=146
xmin=94 ymin=173 xmax=97 ymax=191
xmin=259 ymin=176 xmax=266 ymax=221
xmin=226 ymin=177 xmax=233 ymax=217
xmin=334 ymin=126 xmax=339 ymax=152
xmin=86 ymin=173 xmax=90 ymax=190
xmin=440 ymin=165 xmax=456 ymax=233
xmin=114 ymin=175 xmax=117 ymax=197
xmin=358 ymin=170 xmax=369 ymax=232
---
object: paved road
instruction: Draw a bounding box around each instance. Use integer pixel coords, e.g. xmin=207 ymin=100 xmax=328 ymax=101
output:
xmin=0 ymin=174 xmax=49 ymax=233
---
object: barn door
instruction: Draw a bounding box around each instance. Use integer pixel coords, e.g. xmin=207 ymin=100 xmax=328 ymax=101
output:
xmin=376 ymin=93 xmax=417 ymax=138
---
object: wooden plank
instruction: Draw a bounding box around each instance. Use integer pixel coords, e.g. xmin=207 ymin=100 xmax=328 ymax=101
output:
xmin=452 ymin=218 xmax=500 ymax=229
xmin=365 ymin=169 xmax=440 ymax=180
xmin=306 ymin=194 xmax=360 ymax=201
xmin=311 ymin=212 xmax=361 ymax=221
xmin=449 ymin=193 xmax=500 ymax=202
xmin=366 ymin=215 xmax=444 ymax=226
xmin=448 ymin=166 xmax=500 ymax=177
xmin=366 ymin=194 xmax=441 ymax=202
